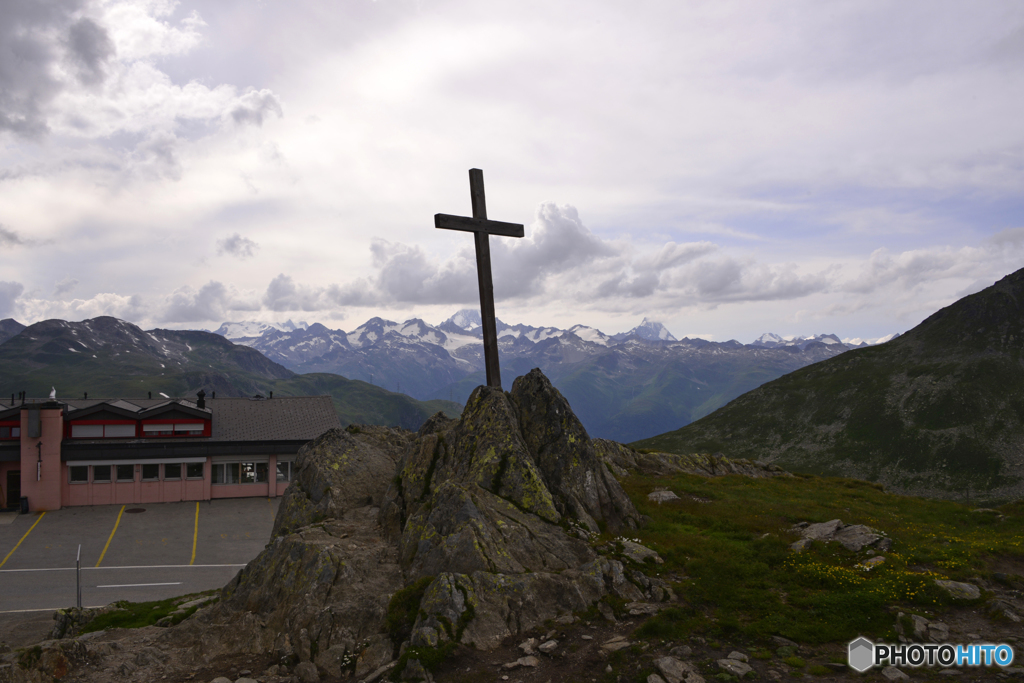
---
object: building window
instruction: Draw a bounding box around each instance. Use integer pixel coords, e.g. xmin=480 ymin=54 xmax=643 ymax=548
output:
xmin=143 ymin=424 xmax=174 ymax=436
xmin=71 ymin=424 xmax=103 ymax=438
xmin=212 ymin=463 xmax=239 ymax=484
xmin=164 ymin=463 xmax=181 ymax=480
xmin=116 ymin=464 xmax=134 ymax=482
xmin=70 ymin=424 xmax=136 ymax=438
xmin=142 ymin=464 xmax=159 ymax=481
xmin=186 ymin=462 xmax=204 ymax=479
xmin=276 ymin=460 xmax=294 ymax=482
xmin=213 ymin=462 xmax=269 ymax=484
xmin=93 ymin=465 xmax=111 ymax=483
xmin=142 ymin=423 xmax=206 ymax=437
xmin=69 ymin=466 xmax=89 ymax=483
xmin=0 ymin=426 xmax=20 ymax=438
xmin=174 ymin=424 xmax=204 ymax=435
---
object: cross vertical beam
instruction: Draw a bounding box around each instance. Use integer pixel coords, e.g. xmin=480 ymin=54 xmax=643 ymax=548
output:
xmin=469 ymin=169 xmax=502 ymax=389
xmin=435 ymin=168 xmax=524 ymax=389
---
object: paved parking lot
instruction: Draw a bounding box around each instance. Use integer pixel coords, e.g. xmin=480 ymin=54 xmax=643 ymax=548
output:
xmin=0 ymin=498 xmax=279 ymax=614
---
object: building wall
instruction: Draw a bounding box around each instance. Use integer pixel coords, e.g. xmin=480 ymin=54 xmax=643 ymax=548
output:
xmin=20 ymin=406 xmax=63 ymax=512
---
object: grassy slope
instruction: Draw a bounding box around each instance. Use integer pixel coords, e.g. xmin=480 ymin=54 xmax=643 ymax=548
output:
xmin=632 ymin=269 xmax=1024 ymax=501
xmin=618 ymin=471 xmax=1023 ymax=647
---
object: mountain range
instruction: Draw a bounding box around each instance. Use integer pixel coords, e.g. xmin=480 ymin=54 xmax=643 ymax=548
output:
xmin=0 ymin=316 xmax=458 ymax=431
xmin=634 ymin=267 xmax=1024 ymax=501
xmin=213 ymin=311 xmax=891 ymax=443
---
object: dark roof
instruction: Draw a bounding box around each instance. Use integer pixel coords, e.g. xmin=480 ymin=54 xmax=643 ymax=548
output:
xmin=206 ymin=397 xmax=340 ymax=441
xmin=0 ymin=396 xmax=341 ymax=443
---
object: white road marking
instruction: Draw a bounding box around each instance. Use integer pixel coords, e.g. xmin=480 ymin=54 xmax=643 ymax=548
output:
xmin=96 ymin=582 xmax=183 ymax=588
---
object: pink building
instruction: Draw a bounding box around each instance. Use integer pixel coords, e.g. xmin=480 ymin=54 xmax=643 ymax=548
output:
xmin=0 ymin=392 xmax=340 ymax=511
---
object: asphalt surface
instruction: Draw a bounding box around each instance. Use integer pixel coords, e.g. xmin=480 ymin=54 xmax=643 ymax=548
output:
xmin=0 ymin=498 xmax=279 ymax=614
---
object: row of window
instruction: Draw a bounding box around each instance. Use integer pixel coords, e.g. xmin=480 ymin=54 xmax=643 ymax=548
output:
xmin=68 ymin=461 xmax=295 ymax=485
xmin=69 ymin=463 xmax=204 ymax=483
xmin=69 ymin=423 xmax=206 ymax=439
xmin=0 ymin=426 xmax=19 ymax=438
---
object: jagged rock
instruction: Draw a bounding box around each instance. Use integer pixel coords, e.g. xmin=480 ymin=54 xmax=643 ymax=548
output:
xmin=538 ymin=639 xmax=558 ymax=653
xmin=648 ymin=674 xmax=669 ymax=683
xmin=621 ymin=540 xmax=663 ymax=564
xmin=400 ymin=658 xmax=434 ymax=682
xmin=882 ymin=665 xmax=909 ymax=680
xmin=626 ymin=602 xmax=662 ymax=616
xmin=518 ymin=638 xmax=537 ymax=655
xmin=653 ymin=655 xmax=697 ymax=683
xmin=648 ymin=490 xmax=681 ymax=503
xmin=273 ymin=426 xmax=410 ymax=537
xmin=717 ymin=658 xmax=752 ymax=676
xmin=789 ymin=519 xmax=888 ymax=552
xmin=935 ymin=580 xmax=981 ymax=600
xmin=354 ymin=634 xmax=393 ymax=678
xmin=294 ymin=661 xmax=320 ymax=683
xmin=510 ymin=370 xmax=644 ymax=532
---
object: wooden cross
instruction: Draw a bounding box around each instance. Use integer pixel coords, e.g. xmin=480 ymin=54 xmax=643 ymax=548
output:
xmin=435 ymin=168 xmax=524 ymax=389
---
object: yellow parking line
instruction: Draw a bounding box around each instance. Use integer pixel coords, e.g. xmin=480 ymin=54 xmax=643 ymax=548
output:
xmin=190 ymin=502 xmax=199 ymax=565
xmin=0 ymin=512 xmax=46 ymax=569
xmin=95 ymin=505 xmax=125 ymax=567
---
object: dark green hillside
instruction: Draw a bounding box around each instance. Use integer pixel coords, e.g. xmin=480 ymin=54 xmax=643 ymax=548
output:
xmin=0 ymin=318 xmax=24 ymax=345
xmin=0 ymin=317 xmax=459 ymax=430
xmin=633 ymin=268 xmax=1024 ymax=501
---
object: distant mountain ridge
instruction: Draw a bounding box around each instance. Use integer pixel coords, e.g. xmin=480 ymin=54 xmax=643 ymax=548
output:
xmin=633 ymin=267 xmax=1024 ymax=501
xmin=0 ymin=316 xmax=457 ymax=431
xmin=211 ymin=310 xmax=895 ymax=442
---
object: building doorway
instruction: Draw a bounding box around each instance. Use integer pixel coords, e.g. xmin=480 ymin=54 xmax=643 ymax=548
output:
xmin=6 ymin=470 xmax=20 ymax=509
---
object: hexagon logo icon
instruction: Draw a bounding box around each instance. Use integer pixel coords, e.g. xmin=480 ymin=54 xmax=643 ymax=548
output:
xmin=848 ymin=637 xmax=875 ymax=672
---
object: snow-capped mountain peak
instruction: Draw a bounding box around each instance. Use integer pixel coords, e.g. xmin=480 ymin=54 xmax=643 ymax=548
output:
xmin=628 ymin=318 xmax=677 ymax=342
xmin=444 ymin=309 xmax=482 ymax=331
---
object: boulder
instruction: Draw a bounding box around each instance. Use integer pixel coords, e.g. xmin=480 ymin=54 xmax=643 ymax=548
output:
xmin=935 ymin=580 xmax=981 ymax=600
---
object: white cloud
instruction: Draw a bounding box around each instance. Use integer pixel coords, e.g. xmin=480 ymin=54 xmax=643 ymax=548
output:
xmin=162 ymin=281 xmax=258 ymax=322
xmin=262 ymin=274 xmax=329 ymax=312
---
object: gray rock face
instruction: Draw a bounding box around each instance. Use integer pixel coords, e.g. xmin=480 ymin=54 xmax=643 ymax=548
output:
xmin=935 ymin=580 xmax=981 ymax=600
xmin=509 ymin=369 xmax=644 ymax=532
xmin=789 ymin=519 xmax=888 ymax=552
xmin=273 ymin=426 xmax=412 ymax=536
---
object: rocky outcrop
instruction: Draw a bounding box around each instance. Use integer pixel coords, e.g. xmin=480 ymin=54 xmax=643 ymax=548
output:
xmin=172 ymin=369 xmax=654 ymax=680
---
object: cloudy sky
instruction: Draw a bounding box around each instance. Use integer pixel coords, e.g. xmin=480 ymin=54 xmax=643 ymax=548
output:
xmin=1 ymin=0 xmax=1022 ymax=343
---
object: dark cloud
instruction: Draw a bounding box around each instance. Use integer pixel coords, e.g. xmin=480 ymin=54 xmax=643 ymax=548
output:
xmin=66 ymin=17 xmax=114 ymax=86
xmin=53 ymin=276 xmax=78 ymax=296
xmin=0 ymin=225 xmax=27 ymax=247
xmin=0 ymin=0 xmax=82 ymax=138
xmin=0 ymin=281 xmax=24 ymax=317
xmin=217 ymin=233 xmax=259 ymax=259
xmin=230 ymin=89 xmax=283 ymax=126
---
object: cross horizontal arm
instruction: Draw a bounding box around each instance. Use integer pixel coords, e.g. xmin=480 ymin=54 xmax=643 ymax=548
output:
xmin=434 ymin=214 xmax=525 ymax=238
